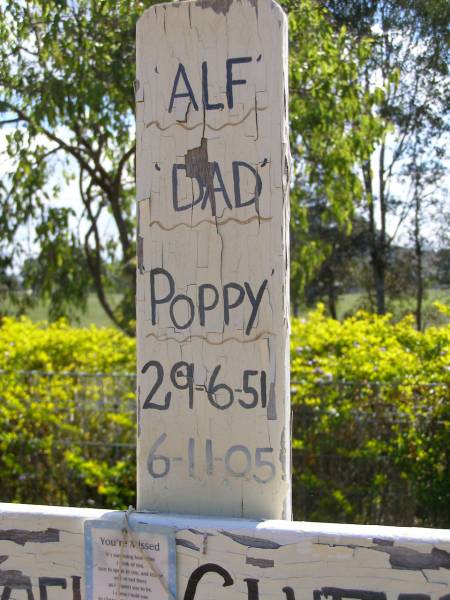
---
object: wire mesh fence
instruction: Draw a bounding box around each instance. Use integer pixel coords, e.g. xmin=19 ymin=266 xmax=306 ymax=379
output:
xmin=1 ymin=370 xmax=448 ymax=526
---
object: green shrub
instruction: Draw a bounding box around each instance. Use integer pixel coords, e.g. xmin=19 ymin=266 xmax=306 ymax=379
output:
xmin=0 ymin=317 xmax=135 ymax=372
xmin=0 ymin=312 xmax=449 ymax=526
xmin=291 ymin=305 xmax=450 ymax=526
xmin=0 ymin=317 xmax=136 ymax=508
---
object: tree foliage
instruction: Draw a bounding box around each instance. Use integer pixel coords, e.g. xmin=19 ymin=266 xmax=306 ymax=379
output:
xmin=321 ymin=0 xmax=450 ymax=317
xmin=283 ymin=0 xmax=386 ymax=306
xmin=1 ymin=312 xmax=449 ymax=524
xmin=291 ymin=304 xmax=450 ymax=525
xmin=0 ymin=0 xmax=148 ymax=331
xmin=0 ymin=316 xmax=135 ymax=506
xmin=0 ymin=0 xmax=389 ymax=329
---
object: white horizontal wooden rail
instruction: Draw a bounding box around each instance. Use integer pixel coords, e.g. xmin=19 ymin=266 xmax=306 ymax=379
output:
xmin=1 ymin=503 xmax=449 ymax=600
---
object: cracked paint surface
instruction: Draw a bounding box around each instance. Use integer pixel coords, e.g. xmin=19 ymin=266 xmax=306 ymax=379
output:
xmin=0 ymin=528 xmax=60 ymax=546
xmin=0 ymin=506 xmax=449 ymax=599
xmin=135 ymin=0 xmax=290 ymax=519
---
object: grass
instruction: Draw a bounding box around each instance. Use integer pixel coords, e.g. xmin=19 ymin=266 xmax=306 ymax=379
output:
xmin=1 ymin=293 xmax=121 ymax=328
xmin=2 ymin=289 xmax=449 ymax=329
xmin=337 ymin=288 xmax=450 ymax=325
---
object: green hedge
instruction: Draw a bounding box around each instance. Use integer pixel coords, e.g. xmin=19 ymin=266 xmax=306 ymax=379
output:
xmin=0 ymin=318 xmax=136 ymax=507
xmin=290 ymin=305 xmax=450 ymax=527
xmin=1 ymin=310 xmax=449 ymax=526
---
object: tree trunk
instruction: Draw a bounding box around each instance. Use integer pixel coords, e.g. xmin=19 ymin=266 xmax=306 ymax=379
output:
xmin=414 ymin=193 xmax=424 ymax=331
xmin=372 ymin=254 xmax=386 ymax=315
xmin=326 ymin=267 xmax=338 ymax=319
xmin=377 ymin=141 xmax=388 ymax=315
xmin=363 ymin=159 xmax=386 ymax=315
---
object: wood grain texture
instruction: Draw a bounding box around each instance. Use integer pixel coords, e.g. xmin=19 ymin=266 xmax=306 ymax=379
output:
xmin=136 ymin=0 xmax=290 ymax=519
xmin=1 ymin=504 xmax=450 ymax=599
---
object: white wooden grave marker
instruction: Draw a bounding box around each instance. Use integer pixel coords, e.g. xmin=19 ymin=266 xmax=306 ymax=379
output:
xmin=135 ymin=0 xmax=290 ymax=519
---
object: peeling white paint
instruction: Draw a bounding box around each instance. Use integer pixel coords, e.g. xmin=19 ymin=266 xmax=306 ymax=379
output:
xmin=1 ymin=505 xmax=449 ymax=599
xmin=136 ymin=0 xmax=290 ymax=519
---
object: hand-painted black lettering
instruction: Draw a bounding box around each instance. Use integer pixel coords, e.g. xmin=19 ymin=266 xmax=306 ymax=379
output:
xmin=223 ymin=282 xmax=245 ymax=325
xmin=201 ymin=162 xmax=232 ymax=213
xmin=207 ymin=364 xmax=234 ymax=410
xmin=39 ymin=578 xmax=67 ymax=600
xmin=253 ymin=448 xmax=275 ymax=483
xmin=283 ymin=587 xmax=296 ymax=600
xmin=170 ymin=294 xmax=195 ymax=329
xmin=313 ymin=589 xmax=387 ymax=600
xmin=183 ymin=564 xmax=233 ymax=600
xmin=233 ymin=161 xmax=262 ymax=208
xmin=173 ymin=159 xmax=263 ymax=214
xmin=147 ymin=433 xmax=170 ymax=478
xmin=260 ymin=370 xmax=267 ymax=408
xmin=244 ymin=279 xmax=268 ymax=334
xmin=224 ymin=445 xmax=252 ymax=477
xmin=168 ymin=63 xmax=199 ymax=113
xmin=0 ymin=570 xmax=34 ymax=600
xmin=1 ymin=588 xmax=30 ymax=600
xmin=170 ymin=361 xmax=194 ymax=409
xmin=150 ymin=268 xmax=175 ymax=324
xmin=205 ymin=439 xmax=213 ymax=475
xmin=244 ymin=579 xmax=260 ymax=600
xmin=71 ymin=576 xmax=81 ymax=600
xmin=150 ymin=268 xmax=267 ymax=334
xmin=226 ymin=57 xmax=252 ymax=109
xmin=188 ymin=437 xmax=195 ymax=478
xmin=239 ymin=370 xmax=258 ymax=408
xmin=141 ymin=360 xmax=170 ymax=410
xmin=172 ymin=164 xmax=203 ymax=211
xmin=140 ymin=360 xmax=269 ymax=412
xmin=202 ymin=61 xmax=224 ymax=111
xmin=198 ymin=284 xmax=220 ymax=326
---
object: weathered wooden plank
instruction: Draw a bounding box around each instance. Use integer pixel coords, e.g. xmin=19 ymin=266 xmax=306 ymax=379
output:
xmin=136 ymin=0 xmax=290 ymax=519
xmin=1 ymin=504 xmax=450 ymax=599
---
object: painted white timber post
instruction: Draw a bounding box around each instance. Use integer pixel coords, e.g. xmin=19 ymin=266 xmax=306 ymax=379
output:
xmin=135 ymin=0 xmax=291 ymax=519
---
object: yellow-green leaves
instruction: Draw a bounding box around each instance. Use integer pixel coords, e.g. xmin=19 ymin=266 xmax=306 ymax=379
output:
xmin=0 ymin=317 xmax=136 ymax=508
xmin=1 ymin=315 xmax=448 ymax=524
xmin=287 ymin=0 xmax=387 ymax=298
xmin=290 ymin=306 xmax=450 ymax=525
xmin=291 ymin=305 xmax=450 ymax=386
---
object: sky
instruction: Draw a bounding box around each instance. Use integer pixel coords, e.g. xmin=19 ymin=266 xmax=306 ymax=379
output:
xmin=0 ymin=126 xmax=123 ymax=271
